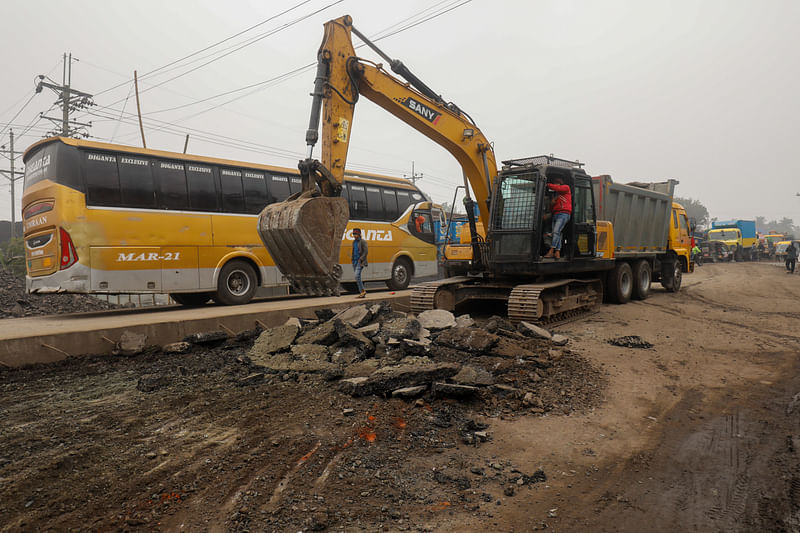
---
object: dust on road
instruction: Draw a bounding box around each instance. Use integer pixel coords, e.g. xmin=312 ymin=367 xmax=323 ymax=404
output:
xmin=2 ymin=262 xmax=800 ymax=532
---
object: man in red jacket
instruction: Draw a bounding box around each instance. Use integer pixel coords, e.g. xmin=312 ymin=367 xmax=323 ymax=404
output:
xmin=543 ymin=176 xmax=572 ymax=259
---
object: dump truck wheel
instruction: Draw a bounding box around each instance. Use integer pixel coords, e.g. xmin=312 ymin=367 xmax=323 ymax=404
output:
xmin=631 ymin=260 xmax=652 ymax=300
xmin=386 ymin=257 xmax=412 ymax=291
xmin=213 ymin=260 xmax=257 ymax=305
xmin=170 ymin=292 xmax=211 ymax=307
xmin=661 ymin=260 xmax=682 ymax=292
xmin=609 ymin=262 xmax=633 ymax=304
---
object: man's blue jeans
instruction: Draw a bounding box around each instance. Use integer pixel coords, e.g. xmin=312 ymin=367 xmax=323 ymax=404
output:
xmin=551 ymin=212 xmax=570 ymax=251
xmin=354 ymin=263 xmax=364 ymax=292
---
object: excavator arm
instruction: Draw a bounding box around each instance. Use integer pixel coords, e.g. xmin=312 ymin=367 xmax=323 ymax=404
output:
xmin=258 ymin=15 xmax=497 ymax=295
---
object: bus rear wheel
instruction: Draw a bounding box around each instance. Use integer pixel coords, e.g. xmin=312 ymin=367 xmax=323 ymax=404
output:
xmin=213 ymin=260 xmax=257 ymax=305
xmin=386 ymin=257 xmax=412 ymax=291
xmin=170 ymin=292 xmax=211 ymax=307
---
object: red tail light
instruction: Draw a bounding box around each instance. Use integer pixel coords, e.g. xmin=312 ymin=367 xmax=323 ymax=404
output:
xmin=23 ymin=201 xmax=54 ymax=219
xmin=59 ymin=228 xmax=78 ymax=270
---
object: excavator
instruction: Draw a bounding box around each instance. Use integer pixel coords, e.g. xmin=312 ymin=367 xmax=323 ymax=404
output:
xmin=258 ymin=15 xmax=629 ymax=322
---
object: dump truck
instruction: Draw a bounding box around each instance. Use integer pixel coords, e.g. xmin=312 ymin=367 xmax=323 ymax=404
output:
xmin=592 ymin=175 xmax=693 ymax=300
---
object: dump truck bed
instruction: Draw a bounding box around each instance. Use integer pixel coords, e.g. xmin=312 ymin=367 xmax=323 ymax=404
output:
xmin=592 ymin=175 xmax=676 ymax=258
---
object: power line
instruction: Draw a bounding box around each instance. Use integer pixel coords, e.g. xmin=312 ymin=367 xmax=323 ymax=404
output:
xmin=94 ymin=0 xmax=326 ymax=101
xmin=133 ymin=0 xmax=470 ymax=119
xmin=0 ymin=92 xmax=37 ymax=141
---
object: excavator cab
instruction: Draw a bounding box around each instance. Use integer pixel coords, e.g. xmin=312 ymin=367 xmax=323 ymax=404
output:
xmin=488 ymin=156 xmax=597 ymax=275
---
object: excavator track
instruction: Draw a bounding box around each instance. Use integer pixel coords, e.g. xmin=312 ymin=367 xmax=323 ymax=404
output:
xmin=507 ymin=279 xmax=603 ymax=324
xmin=410 ymin=277 xmax=471 ymax=314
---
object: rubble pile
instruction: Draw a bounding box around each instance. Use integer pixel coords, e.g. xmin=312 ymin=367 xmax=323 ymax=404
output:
xmin=0 ymin=267 xmax=119 ymax=318
xmin=608 ymin=335 xmax=654 ymax=349
xmin=243 ymin=302 xmax=605 ymax=416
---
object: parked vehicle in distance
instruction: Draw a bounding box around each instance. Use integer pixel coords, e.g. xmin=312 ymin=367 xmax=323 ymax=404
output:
xmin=700 ymin=240 xmax=732 ymax=263
xmin=709 ymin=219 xmax=757 ymax=261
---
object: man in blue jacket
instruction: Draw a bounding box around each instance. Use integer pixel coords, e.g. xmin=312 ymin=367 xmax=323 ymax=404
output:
xmin=352 ymin=228 xmax=369 ymax=298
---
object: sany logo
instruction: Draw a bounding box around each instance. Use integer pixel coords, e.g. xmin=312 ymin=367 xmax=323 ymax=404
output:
xmin=343 ymin=229 xmax=393 ymax=242
xmin=402 ymin=97 xmax=441 ymax=125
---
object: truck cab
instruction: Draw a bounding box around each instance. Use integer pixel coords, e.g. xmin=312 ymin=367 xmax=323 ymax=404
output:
xmin=707 ymin=227 xmax=742 ymax=257
xmin=669 ymin=202 xmax=694 ymax=273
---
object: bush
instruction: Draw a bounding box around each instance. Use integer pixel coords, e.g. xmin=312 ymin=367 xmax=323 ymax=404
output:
xmin=0 ymin=237 xmax=26 ymax=279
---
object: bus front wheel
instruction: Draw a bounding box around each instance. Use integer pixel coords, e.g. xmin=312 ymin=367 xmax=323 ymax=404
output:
xmin=214 ymin=260 xmax=257 ymax=305
xmin=386 ymin=257 xmax=412 ymax=291
xmin=171 ymin=292 xmax=211 ymax=306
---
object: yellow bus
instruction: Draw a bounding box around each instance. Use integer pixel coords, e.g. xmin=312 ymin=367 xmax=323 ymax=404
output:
xmin=22 ymin=137 xmax=442 ymax=305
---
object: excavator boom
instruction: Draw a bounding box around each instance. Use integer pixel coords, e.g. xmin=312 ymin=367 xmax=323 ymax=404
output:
xmin=257 ymin=15 xmax=496 ymax=296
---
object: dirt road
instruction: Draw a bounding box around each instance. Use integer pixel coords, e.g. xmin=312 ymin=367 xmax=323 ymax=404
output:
xmin=2 ymin=262 xmax=799 ymax=532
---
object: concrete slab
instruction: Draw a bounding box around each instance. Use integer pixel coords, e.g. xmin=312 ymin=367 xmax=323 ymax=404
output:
xmin=0 ymin=290 xmax=411 ymax=367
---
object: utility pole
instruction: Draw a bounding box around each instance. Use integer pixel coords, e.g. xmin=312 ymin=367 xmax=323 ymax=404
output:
xmin=0 ymin=130 xmax=22 ymax=238
xmin=37 ymin=53 xmax=94 ymax=138
xmin=408 ymin=160 xmax=423 ymax=185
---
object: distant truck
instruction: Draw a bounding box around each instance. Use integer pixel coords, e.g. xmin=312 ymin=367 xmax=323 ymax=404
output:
xmin=708 ymin=219 xmax=757 ymax=260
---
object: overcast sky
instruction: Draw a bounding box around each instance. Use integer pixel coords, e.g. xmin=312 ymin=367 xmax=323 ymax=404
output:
xmin=1 ymin=0 xmax=798 ymax=224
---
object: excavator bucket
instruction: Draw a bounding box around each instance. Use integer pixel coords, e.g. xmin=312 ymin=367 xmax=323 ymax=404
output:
xmin=257 ymin=194 xmax=349 ymax=296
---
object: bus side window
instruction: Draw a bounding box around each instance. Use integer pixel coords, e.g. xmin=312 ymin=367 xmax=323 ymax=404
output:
xmin=340 ymin=185 xmax=351 ymax=217
xmin=349 ymin=185 xmax=368 ymax=219
xmin=396 ymin=190 xmax=411 ymax=215
xmin=382 ymin=188 xmax=399 ymax=221
xmin=186 ymin=163 xmax=217 ymax=211
xmin=155 ymin=160 xmax=189 ymax=210
xmin=83 ymin=151 xmax=121 ymax=206
xmin=289 ymin=176 xmax=303 ymax=195
xmin=366 ymin=187 xmax=383 ymax=220
xmin=268 ymin=174 xmax=291 ymax=202
xmin=243 ymin=170 xmax=268 ymax=213
xmin=119 ymin=156 xmax=155 ymax=208
xmin=220 ymin=168 xmax=245 ymax=213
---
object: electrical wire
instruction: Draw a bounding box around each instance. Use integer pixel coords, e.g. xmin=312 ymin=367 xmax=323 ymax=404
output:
xmin=94 ymin=0 xmax=327 ymax=102
xmin=110 ymin=82 xmax=135 ymax=143
xmin=79 ymin=1 xmax=475 ymax=183
xmin=0 ymin=92 xmax=38 ymax=142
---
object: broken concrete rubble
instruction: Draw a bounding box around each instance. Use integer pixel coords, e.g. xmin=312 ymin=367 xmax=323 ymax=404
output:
xmin=333 ymin=320 xmax=375 ymax=356
xmin=417 ymin=309 xmax=456 ymax=331
xmin=451 ymin=366 xmax=495 ymax=386
xmin=455 ymin=314 xmax=475 ymax=328
xmin=391 ymin=385 xmax=427 ymax=398
xmin=240 ymin=300 xmax=601 ymax=416
xmin=518 ymin=321 xmax=552 ymax=340
xmin=435 ymin=327 xmax=499 ymax=353
xmin=339 ymin=362 xmax=460 ymax=397
xmin=334 ymin=304 xmax=372 ymax=328
xmin=296 ymin=320 xmax=338 ymax=346
xmin=251 ymin=323 xmax=299 ymax=356
xmin=432 ymin=382 xmax=479 ymax=398
xmin=380 ymin=317 xmax=421 ymax=341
